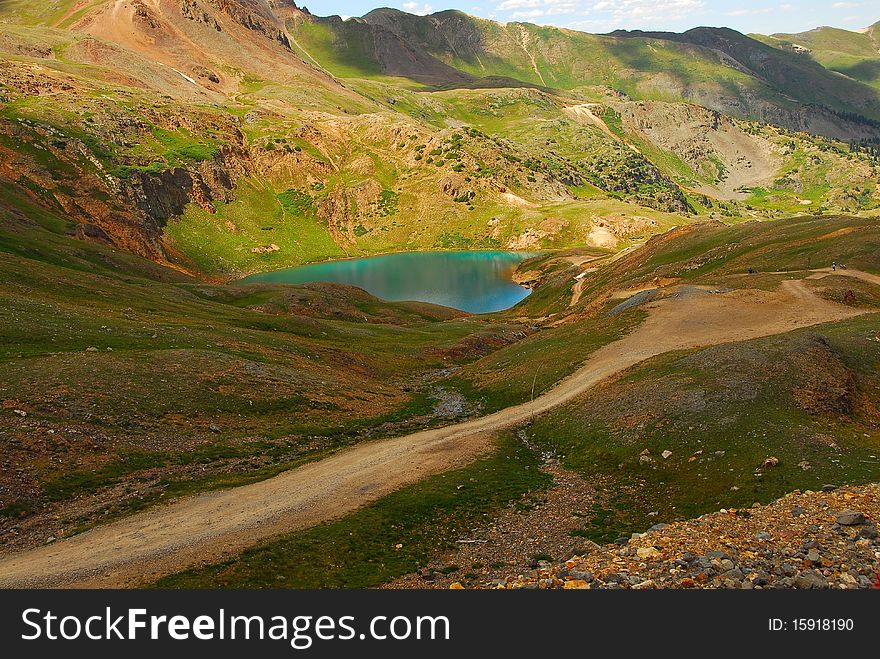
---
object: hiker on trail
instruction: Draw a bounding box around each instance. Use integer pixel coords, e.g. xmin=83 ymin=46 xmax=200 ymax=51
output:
xmin=832 ymin=261 xmax=837 ymax=271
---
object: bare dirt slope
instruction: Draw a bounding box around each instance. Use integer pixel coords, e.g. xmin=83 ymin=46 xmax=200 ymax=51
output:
xmin=617 ymin=100 xmax=780 ymax=200
xmin=0 ymin=270 xmax=874 ymax=588
xmin=73 ymin=0 xmax=356 ymax=99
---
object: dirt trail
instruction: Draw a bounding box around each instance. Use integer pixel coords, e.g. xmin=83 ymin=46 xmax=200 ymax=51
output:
xmin=0 ymin=272 xmax=874 ymax=588
xmin=806 ymin=268 xmax=880 ymax=286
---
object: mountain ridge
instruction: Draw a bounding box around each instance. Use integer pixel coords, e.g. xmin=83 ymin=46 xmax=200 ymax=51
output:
xmin=1 ymin=0 xmax=879 ymax=278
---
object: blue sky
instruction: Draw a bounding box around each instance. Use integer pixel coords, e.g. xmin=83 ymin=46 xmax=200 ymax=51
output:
xmin=298 ymin=1 xmax=878 ymax=35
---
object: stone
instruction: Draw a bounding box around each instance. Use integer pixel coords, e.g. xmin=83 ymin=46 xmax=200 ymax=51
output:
xmin=636 ymin=547 xmax=661 ymax=560
xmin=761 ymin=456 xmax=779 ymax=469
xmin=858 ymin=525 xmax=878 ymax=539
xmin=661 ymin=450 xmax=673 ymax=459
xmin=638 ymin=455 xmax=653 ymax=465
xmin=793 ymin=571 xmax=828 ymax=589
xmin=754 ymin=532 xmax=772 ymax=540
xmin=821 ymin=484 xmax=837 ymax=492
xmin=648 ymin=523 xmax=669 ymax=532
xmin=571 ymin=570 xmax=593 ymax=582
xmin=614 ymin=536 xmax=629 ymax=546
xmin=448 ymin=582 xmax=464 ymax=590
xmin=836 ymin=510 xmax=866 ymax=526
xmin=791 ymin=506 xmax=806 ymax=517
xmin=563 ymin=579 xmax=589 ymax=589
xmin=840 ymin=573 xmax=858 ymax=585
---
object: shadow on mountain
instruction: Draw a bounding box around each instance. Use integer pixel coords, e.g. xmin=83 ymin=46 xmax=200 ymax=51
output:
xmin=834 ymin=59 xmax=880 ymax=87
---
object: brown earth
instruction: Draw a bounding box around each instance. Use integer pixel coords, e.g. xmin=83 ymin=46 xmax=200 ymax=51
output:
xmin=0 ymin=269 xmax=875 ymax=587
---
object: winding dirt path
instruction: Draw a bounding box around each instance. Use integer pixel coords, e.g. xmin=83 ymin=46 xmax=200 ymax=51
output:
xmin=0 ymin=271 xmax=875 ymax=588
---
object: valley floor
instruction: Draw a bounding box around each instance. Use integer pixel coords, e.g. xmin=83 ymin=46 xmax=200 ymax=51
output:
xmin=0 ymin=268 xmax=874 ymax=587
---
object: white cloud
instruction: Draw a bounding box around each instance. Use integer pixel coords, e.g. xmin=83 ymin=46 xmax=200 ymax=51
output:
xmin=513 ymin=8 xmax=547 ymax=18
xmin=495 ymin=0 xmax=593 ymax=18
xmin=498 ymin=0 xmax=574 ymax=10
xmin=832 ymin=2 xmax=859 ymax=8
xmin=586 ymin=0 xmax=706 ymax=25
xmin=497 ymin=0 xmax=540 ymax=9
xmin=727 ymin=7 xmax=773 ymax=16
xmin=402 ymin=2 xmax=434 ymax=15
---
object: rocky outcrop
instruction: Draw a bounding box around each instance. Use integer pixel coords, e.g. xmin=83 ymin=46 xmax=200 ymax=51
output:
xmin=181 ymin=0 xmax=222 ymax=31
xmin=316 ymin=180 xmax=383 ymax=244
xmin=206 ymin=0 xmax=291 ymax=48
xmin=438 ymin=484 xmax=880 ymax=589
xmin=118 ymin=145 xmax=254 ymax=247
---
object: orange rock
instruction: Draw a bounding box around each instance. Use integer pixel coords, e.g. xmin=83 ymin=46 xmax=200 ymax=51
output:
xmin=449 ymin=582 xmax=464 ymax=590
xmin=563 ymin=580 xmax=589 ymax=589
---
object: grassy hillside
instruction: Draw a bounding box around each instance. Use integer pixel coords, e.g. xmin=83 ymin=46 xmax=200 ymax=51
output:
xmin=0 ymin=195 xmax=533 ymax=541
xmin=527 ymin=313 xmax=880 ymax=543
xmin=756 ymin=25 xmax=880 ymax=90
xmin=0 ymin=3 xmax=878 ymax=282
xmin=150 ymin=214 xmax=880 ymax=587
xmin=615 ymin=27 xmax=880 ymax=121
xmin=296 ymin=11 xmax=880 ymax=136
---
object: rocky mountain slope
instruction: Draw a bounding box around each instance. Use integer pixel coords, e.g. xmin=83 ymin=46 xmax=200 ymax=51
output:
xmin=0 ymin=1 xmax=878 ymax=279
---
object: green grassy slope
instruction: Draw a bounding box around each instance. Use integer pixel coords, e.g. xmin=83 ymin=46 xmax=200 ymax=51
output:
xmin=527 ymin=313 xmax=880 ymax=544
xmin=755 ymin=25 xmax=880 ymax=90
xmin=153 ymin=215 xmax=880 ymax=587
xmin=615 ymin=27 xmax=880 ymax=120
xmin=308 ymin=10 xmax=880 ymax=130
xmin=0 ymin=196 xmax=531 ymax=529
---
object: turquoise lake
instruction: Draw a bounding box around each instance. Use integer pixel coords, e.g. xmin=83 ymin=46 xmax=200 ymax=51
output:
xmin=242 ymin=251 xmax=539 ymax=314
